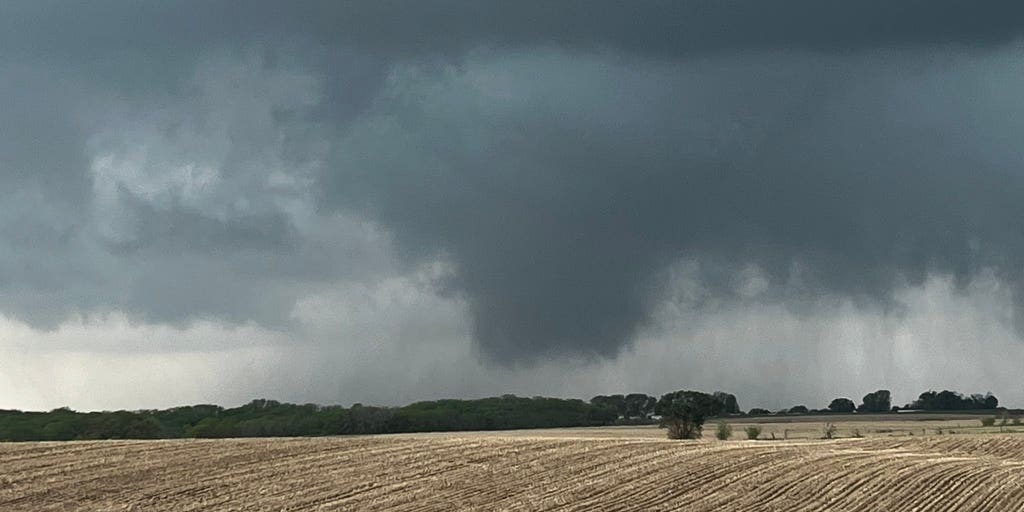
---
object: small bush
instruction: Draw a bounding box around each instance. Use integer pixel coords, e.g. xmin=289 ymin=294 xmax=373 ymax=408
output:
xmin=851 ymin=428 xmax=864 ymax=438
xmin=822 ymin=423 xmax=837 ymax=439
xmin=981 ymin=417 xmax=997 ymax=427
xmin=1013 ymin=417 xmax=1022 ymax=426
xmin=715 ymin=421 xmax=733 ymax=440
xmin=744 ymin=425 xmax=762 ymax=440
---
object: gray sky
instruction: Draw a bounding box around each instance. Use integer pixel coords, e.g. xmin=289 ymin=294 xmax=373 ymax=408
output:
xmin=2 ymin=1 xmax=1024 ymax=411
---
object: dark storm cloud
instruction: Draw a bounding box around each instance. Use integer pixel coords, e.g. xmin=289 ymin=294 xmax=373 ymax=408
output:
xmin=322 ymin=47 xmax=1024 ymax=361
xmin=5 ymin=1 xmax=1024 ymax=63
xmin=2 ymin=2 xmax=1024 ymax=364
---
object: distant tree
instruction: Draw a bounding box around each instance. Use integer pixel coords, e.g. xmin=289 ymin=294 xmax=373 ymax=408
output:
xmin=828 ymin=398 xmax=856 ymax=413
xmin=655 ymin=390 xmax=722 ymax=439
xmin=1 ymin=395 xmax=623 ymax=441
xmin=857 ymin=390 xmax=891 ymax=413
xmin=788 ymin=405 xmax=809 ymax=414
xmin=81 ymin=411 xmax=161 ymax=439
xmin=983 ymin=393 xmax=999 ymax=409
xmin=186 ymin=417 xmax=238 ymax=438
xmin=747 ymin=408 xmax=771 ymax=416
xmin=713 ymin=392 xmax=741 ymax=415
xmin=970 ymin=393 xmax=987 ymax=408
xmin=590 ymin=395 xmax=627 ymax=418
xmin=909 ymin=390 xmax=936 ymax=410
xmin=936 ymin=390 xmax=963 ymax=410
xmin=623 ymin=393 xmax=657 ymax=419
xmin=907 ymin=390 xmax=999 ymax=411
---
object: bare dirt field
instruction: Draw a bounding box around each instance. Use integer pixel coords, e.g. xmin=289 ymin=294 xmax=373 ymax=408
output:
xmin=2 ymin=419 xmax=1023 ymax=511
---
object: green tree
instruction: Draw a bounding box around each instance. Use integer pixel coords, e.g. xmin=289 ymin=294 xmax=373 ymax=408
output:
xmin=857 ymin=390 xmax=891 ymax=413
xmin=185 ymin=417 xmax=238 ymax=438
xmin=907 ymin=390 xmax=999 ymax=411
xmin=828 ymin=398 xmax=856 ymax=413
xmin=655 ymin=390 xmax=721 ymax=439
xmin=589 ymin=395 xmax=627 ymax=419
xmin=623 ymin=393 xmax=657 ymax=419
xmin=713 ymin=392 xmax=741 ymax=415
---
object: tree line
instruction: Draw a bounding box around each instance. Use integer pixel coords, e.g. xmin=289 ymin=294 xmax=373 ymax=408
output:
xmin=0 ymin=396 xmax=611 ymax=442
xmin=651 ymin=389 xmax=1006 ymax=440
xmin=0 ymin=389 xmax=1007 ymax=442
xmin=748 ymin=389 xmax=1002 ymax=417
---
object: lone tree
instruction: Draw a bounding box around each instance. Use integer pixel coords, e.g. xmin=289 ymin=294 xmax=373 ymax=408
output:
xmin=828 ymin=398 xmax=856 ymax=413
xmin=655 ymin=390 xmax=722 ymax=439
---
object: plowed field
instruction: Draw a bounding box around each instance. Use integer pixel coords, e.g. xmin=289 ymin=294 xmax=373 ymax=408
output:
xmin=2 ymin=432 xmax=1023 ymax=511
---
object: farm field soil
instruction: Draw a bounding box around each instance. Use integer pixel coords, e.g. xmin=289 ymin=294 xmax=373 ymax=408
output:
xmin=404 ymin=412 xmax=1018 ymax=440
xmin=3 ymin=430 xmax=1024 ymax=511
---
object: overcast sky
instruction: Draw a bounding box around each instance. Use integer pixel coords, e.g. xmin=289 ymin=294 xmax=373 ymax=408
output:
xmin=3 ymin=1 xmax=1024 ymax=412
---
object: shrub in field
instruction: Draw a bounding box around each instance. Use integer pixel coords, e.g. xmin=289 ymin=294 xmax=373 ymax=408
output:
xmin=1013 ymin=417 xmax=1022 ymax=426
xmin=744 ymin=425 xmax=762 ymax=440
xmin=981 ymin=417 xmax=997 ymax=427
xmin=852 ymin=428 xmax=864 ymax=438
xmin=823 ymin=423 xmax=838 ymax=439
xmin=715 ymin=421 xmax=733 ymax=440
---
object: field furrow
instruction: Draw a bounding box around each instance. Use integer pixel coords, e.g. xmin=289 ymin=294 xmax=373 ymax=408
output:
xmin=2 ymin=432 xmax=1023 ymax=511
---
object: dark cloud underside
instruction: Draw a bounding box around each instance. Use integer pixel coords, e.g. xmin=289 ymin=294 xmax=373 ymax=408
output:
xmin=1 ymin=2 xmax=1024 ymax=365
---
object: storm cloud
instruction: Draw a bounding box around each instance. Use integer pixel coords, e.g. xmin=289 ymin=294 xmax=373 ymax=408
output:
xmin=324 ymin=45 xmax=1024 ymax=361
xmin=2 ymin=2 xmax=1024 ymax=408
